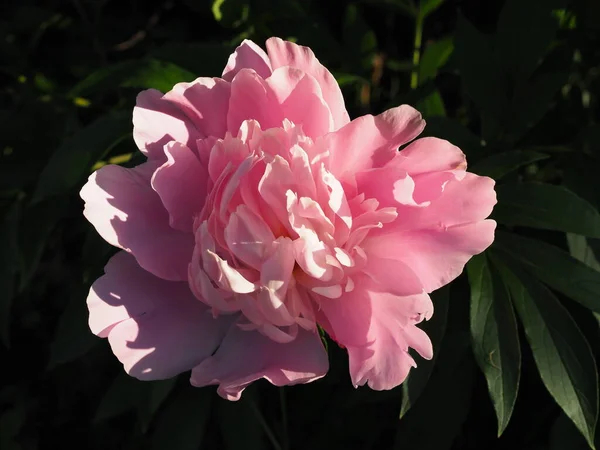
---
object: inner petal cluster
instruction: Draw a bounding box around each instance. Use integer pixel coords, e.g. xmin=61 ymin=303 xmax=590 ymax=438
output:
xmin=188 ymin=119 xmax=394 ymax=343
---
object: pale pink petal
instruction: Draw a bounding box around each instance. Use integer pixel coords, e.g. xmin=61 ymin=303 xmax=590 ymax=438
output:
xmin=315 ymin=276 xmax=433 ymax=390
xmin=87 ymin=252 xmax=235 ymax=380
xmin=190 ymin=326 xmax=328 ymax=400
xmin=151 ymin=142 xmax=208 ymax=232
xmin=224 ymin=204 xmax=275 ymax=269
xmin=395 ymin=137 xmax=467 ymax=174
xmin=227 ymin=69 xmax=284 ymax=134
xmin=364 ymin=220 xmax=497 ymax=294
xmin=266 ymin=67 xmax=334 ymax=138
xmin=163 ymin=77 xmax=230 ymax=138
xmin=133 ymin=89 xmax=203 ymax=161
xmin=222 ymin=39 xmax=273 ymax=81
xmin=266 ymin=37 xmax=350 ymax=130
xmin=81 ymin=163 xmax=193 ymax=281
xmin=390 ymin=173 xmax=497 ymax=231
xmin=322 ymin=105 xmax=425 ymax=181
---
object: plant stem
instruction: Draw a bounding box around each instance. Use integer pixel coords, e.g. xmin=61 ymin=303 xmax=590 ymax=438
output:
xmin=410 ymin=9 xmax=424 ymax=89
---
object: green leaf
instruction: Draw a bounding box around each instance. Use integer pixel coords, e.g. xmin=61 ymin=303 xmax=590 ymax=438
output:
xmin=494 ymin=258 xmax=598 ymax=449
xmin=419 ymin=116 xmax=484 ymax=159
xmin=70 ymin=59 xmax=196 ymax=98
xmin=496 ymin=0 xmax=563 ymax=84
xmin=493 ymin=183 xmax=600 ymax=238
xmin=395 ymin=334 xmax=474 ymax=450
xmin=0 ymin=201 xmax=20 ymax=347
xmin=567 ymin=234 xmax=600 ymax=273
xmin=152 ymin=386 xmax=213 ymax=450
xmin=494 ymin=232 xmax=600 ymax=314
xmin=139 ymin=378 xmax=178 ymax=433
xmin=400 ymin=285 xmax=449 ymax=418
xmin=420 ymin=0 xmax=444 ymax=18
xmin=419 ymin=36 xmax=453 ymax=84
xmin=417 ymin=91 xmax=446 ymax=117
xmin=471 ymin=150 xmax=549 ymax=180
xmin=550 ymin=413 xmax=594 ymax=450
xmin=455 ymin=14 xmax=507 ymax=120
xmin=467 ymin=253 xmax=521 ymax=436
xmin=32 ymin=113 xmax=130 ymax=203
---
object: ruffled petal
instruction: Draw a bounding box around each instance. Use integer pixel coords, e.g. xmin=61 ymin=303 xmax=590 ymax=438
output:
xmin=266 ymin=66 xmax=334 ymax=139
xmin=266 ymin=37 xmax=350 ymax=130
xmin=315 ymin=276 xmax=433 ymax=390
xmin=133 ymin=89 xmax=203 ymax=162
xmin=87 ymin=252 xmax=235 ymax=380
xmin=151 ymin=142 xmax=209 ymax=232
xmin=364 ymin=220 xmax=497 ymax=294
xmin=81 ymin=163 xmax=193 ymax=281
xmin=227 ymin=68 xmax=284 ymax=135
xmin=222 ymin=39 xmax=273 ymax=81
xmin=321 ymin=105 xmax=425 ymax=182
xmin=190 ymin=326 xmax=328 ymax=400
xmin=162 ymin=77 xmax=230 ymax=138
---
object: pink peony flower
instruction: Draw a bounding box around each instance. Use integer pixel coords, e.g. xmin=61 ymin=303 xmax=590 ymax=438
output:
xmin=81 ymin=38 xmax=496 ymax=400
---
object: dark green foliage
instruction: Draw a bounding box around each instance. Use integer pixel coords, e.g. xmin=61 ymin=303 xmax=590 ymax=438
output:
xmin=2 ymin=0 xmax=600 ymax=449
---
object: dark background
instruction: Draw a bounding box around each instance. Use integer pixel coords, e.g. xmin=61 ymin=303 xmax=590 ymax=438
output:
xmin=2 ymin=0 xmax=600 ymax=449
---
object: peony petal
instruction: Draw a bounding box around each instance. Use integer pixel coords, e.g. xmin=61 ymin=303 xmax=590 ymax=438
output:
xmin=266 ymin=37 xmax=350 ymax=130
xmin=227 ymin=68 xmax=284 ymax=135
xmin=389 ymin=172 xmax=497 ymax=231
xmin=81 ymin=163 xmax=193 ymax=281
xmin=162 ymin=77 xmax=231 ymax=138
xmin=151 ymin=142 xmax=208 ymax=232
xmin=222 ymin=39 xmax=273 ymax=81
xmin=224 ymin=204 xmax=275 ymax=269
xmin=395 ymin=137 xmax=467 ymax=175
xmin=133 ymin=89 xmax=203 ymax=162
xmin=190 ymin=325 xmax=328 ymax=400
xmin=87 ymin=252 xmax=235 ymax=380
xmin=266 ymin=67 xmax=334 ymax=139
xmin=364 ymin=220 xmax=497 ymax=294
xmin=315 ymin=276 xmax=433 ymax=390
xmin=322 ymin=105 xmax=425 ymax=182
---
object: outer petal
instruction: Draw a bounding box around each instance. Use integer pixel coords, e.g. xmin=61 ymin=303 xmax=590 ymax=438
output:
xmin=151 ymin=142 xmax=208 ymax=233
xmin=81 ymin=163 xmax=193 ymax=281
xmin=87 ymin=252 xmax=235 ymax=380
xmin=266 ymin=67 xmax=334 ymax=139
xmin=315 ymin=276 xmax=433 ymax=390
xmin=227 ymin=69 xmax=284 ymax=134
xmin=133 ymin=89 xmax=203 ymax=162
xmin=266 ymin=37 xmax=350 ymax=130
xmin=222 ymin=39 xmax=273 ymax=81
xmin=190 ymin=326 xmax=328 ymax=400
xmin=322 ymin=105 xmax=425 ymax=181
xmin=162 ymin=77 xmax=231 ymax=138
xmin=364 ymin=220 xmax=497 ymax=294
xmin=389 ymin=173 xmax=497 ymax=231
xmin=395 ymin=137 xmax=467 ymax=175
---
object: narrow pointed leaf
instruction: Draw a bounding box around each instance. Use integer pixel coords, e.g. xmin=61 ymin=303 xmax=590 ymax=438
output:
xmin=493 ymin=183 xmax=600 ymax=238
xmin=471 ymin=150 xmax=549 ymax=180
xmin=467 ymin=253 xmax=521 ymax=436
xmin=494 ymin=231 xmax=600 ymax=313
xmin=493 ymin=257 xmax=598 ymax=449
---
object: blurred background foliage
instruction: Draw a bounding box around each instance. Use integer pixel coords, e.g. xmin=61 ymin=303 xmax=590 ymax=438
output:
xmin=2 ymin=0 xmax=600 ymax=449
